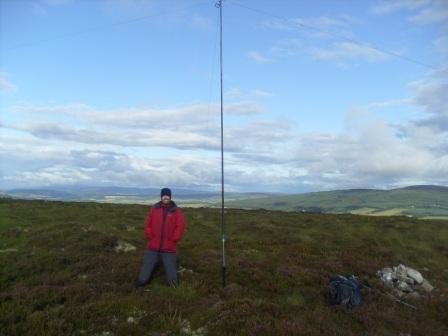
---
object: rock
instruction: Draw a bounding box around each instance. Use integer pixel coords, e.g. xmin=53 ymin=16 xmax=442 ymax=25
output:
xmin=402 ymin=276 xmax=416 ymax=285
xmin=194 ymin=326 xmax=208 ymax=336
xmin=380 ymin=264 xmax=427 ymax=284
xmin=394 ymin=264 xmax=410 ymax=282
xmin=420 ymin=279 xmax=434 ymax=293
xmin=177 ymin=265 xmax=194 ymax=275
xmin=377 ymin=263 xmax=435 ymax=303
xmin=180 ymin=320 xmax=192 ymax=335
xmin=114 ymin=241 xmax=136 ymax=253
xmin=180 ymin=319 xmax=208 ymax=336
xmin=126 ymin=308 xmax=148 ymax=324
xmin=406 ymin=267 xmax=424 ymax=285
xmin=405 ymin=292 xmax=421 ymax=300
xmin=377 ymin=267 xmax=398 ymax=288
xmin=397 ymin=281 xmax=414 ymax=293
xmin=380 ymin=267 xmax=393 ymax=274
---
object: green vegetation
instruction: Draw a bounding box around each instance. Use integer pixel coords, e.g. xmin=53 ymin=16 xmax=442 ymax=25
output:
xmin=224 ymin=188 xmax=448 ymax=219
xmin=1 ymin=198 xmax=447 ymax=335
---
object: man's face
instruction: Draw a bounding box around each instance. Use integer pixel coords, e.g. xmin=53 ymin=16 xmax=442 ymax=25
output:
xmin=161 ymin=195 xmax=171 ymax=204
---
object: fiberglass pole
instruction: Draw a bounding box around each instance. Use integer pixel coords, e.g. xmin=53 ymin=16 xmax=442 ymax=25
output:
xmin=216 ymin=0 xmax=226 ymax=288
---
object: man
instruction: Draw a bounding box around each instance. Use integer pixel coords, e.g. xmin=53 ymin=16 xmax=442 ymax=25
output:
xmin=135 ymin=187 xmax=185 ymax=288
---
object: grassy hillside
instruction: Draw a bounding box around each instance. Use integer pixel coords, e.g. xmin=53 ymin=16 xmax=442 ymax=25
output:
xmin=1 ymin=198 xmax=447 ymax=335
xmin=223 ymin=188 xmax=448 ymax=219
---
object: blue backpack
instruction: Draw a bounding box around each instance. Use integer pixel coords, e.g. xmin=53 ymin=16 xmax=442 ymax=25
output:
xmin=329 ymin=275 xmax=362 ymax=310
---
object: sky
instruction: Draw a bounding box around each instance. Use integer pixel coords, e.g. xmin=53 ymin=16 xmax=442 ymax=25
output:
xmin=0 ymin=0 xmax=447 ymax=193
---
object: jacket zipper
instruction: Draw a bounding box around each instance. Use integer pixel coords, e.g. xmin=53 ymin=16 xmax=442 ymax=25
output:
xmin=159 ymin=206 xmax=169 ymax=252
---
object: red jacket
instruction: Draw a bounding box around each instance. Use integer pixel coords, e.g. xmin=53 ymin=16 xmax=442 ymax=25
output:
xmin=144 ymin=201 xmax=185 ymax=253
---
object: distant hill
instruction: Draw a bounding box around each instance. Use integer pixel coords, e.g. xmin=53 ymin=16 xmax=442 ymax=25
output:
xmin=395 ymin=185 xmax=448 ymax=192
xmin=0 ymin=186 xmax=213 ymax=201
xmin=223 ymin=185 xmax=448 ymax=219
xmin=0 ymin=185 xmax=279 ymax=206
xmin=2 ymin=184 xmax=447 ymax=219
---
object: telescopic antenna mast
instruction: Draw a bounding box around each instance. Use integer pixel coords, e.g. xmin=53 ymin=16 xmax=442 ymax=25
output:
xmin=215 ymin=0 xmax=226 ymax=288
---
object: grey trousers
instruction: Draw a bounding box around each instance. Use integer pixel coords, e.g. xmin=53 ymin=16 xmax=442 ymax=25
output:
xmin=138 ymin=249 xmax=178 ymax=285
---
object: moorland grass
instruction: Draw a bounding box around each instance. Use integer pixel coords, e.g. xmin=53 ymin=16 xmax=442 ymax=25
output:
xmin=0 ymin=198 xmax=447 ymax=335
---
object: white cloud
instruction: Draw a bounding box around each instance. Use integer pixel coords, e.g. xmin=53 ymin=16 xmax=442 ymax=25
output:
xmin=13 ymin=101 xmax=263 ymax=126
xmin=190 ymin=13 xmax=212 ymax=29
xmin=371 ymin=0 xmax=431 ymax=15
xmin=433 ymin=35 xmax=448 ymax=54
xmin=289 ymin=114 xmax=448 ymax=190
xmin=371 ymin=0 xmax=448 ymax=25
xmin=0 ymin=98 xmax=299 ymax=190
xmin=226 ymin=119 xmax=293 ymax=153
xmin=408 ymin=77 xmax=448 ymax=118
xmin=308 ymin=42 xmax=388 ymax=64
xmin=223 ymin=71 xmax=448 ymax=190
xmin=2 ymin=67 xmax=448 ymax=191
xmin=268 ymin=38 xmax=303 ymax=59
xmin=13 ymin=103 xmax=94 ymax=117
xmin=263 ymin=14 xmax=361 ymax=39
xmin=8 ymin=122 xmax=223 ymax=151
xmin=263 ymin=17 xmax=364 ymax=69
xmin=4 ymin=86 xmax=447 ymax=191
xmin=10 ymin=101 xmax=265 ymax=144
xmin=364 ymin=98 xmax=413 ymax=109
xmin=261 ymin=14 xmax=392 ymax=67
xmin=1 ymin=146 xmax=223 ymax=189
xmin=2 ymin=98 xmax=448 ymax=190
xmin=0 ymin=74 xmax=17 ymax=94
xmin=5 ymin=166 xmax=91 ymax=185
xmin=246 ymin=51 xmax=273 ymax=64
xmin=410 ymin=7 xmax=448 ymax=23
xmin=225 ymin=88 xmax=273 ymax=98
xmin=225 ymin=87 xmax=241 ymax=98
xmin=6 ymin=101 xmax=285 ymax=155
xmin=249 ymin=89 xmax=273 ymax=97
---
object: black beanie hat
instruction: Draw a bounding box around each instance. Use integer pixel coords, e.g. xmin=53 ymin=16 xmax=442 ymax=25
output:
xmin=161 ymin=188 xmax=172 ymax=198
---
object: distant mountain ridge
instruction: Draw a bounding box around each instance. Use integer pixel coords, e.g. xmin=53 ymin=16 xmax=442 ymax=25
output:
xmin=1 ymin=185 xmax=447 ymax=218
xmin=224 ymin=185 xmax=448 ymax=219
xmin=394 ymin=185 xmax=448 ymax=192
xmin=0 ymin=185 xmax=280 ymax=205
